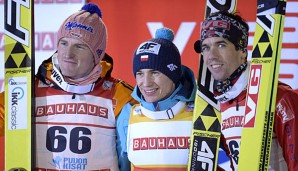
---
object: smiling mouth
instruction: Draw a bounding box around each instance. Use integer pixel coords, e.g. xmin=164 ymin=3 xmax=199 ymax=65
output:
xmin=211 ymin=64 xmax=222 ymax=69
xmin=63 ymin=59 xmax=77 ymax=64
xmin=143 ymin=88 xmax=157 ymax=95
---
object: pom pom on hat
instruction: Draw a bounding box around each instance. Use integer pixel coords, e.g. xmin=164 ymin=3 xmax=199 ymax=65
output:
xmin=81 ymin=3 xmax=102 ymax=18
xmin=57 ymin=3 xmax=107 ymax=64
xmin=194 ymin=40 xmax=201 ymax=53
xmin=133 ymin=27 xmax=182 ymax=85
xmin=155 ymin=27 xmax=174 ymax=42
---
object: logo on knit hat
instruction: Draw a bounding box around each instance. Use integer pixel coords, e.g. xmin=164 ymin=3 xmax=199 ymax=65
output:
xmin=141 ymin=55 xmax=149 ymax=61
xmin=201 ymin=20 xmax=231 ymax=30
xmin=167 ymin=64 xmax=178 ymax=71
xmin=96 ymin=49 xmax=103 ymax=59
xmin=136 ymin=41 xmax=161 ymax=55
xmin=201 ymin=13 xmax=248 ymax=51
xmin=64 ymin=21 xmax=94 ymax=33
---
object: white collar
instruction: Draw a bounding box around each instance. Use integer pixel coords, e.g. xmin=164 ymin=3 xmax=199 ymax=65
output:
xmin=215 ymin=66 xmax=249 ymax=103
xmin=136 ymin=101 xmax=186 ymax=120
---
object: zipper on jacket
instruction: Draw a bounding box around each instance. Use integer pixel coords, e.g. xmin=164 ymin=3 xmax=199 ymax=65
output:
xmin=236 ymin=99 xmax=239 ymax=111
xmin=72 ymin=93 xmax=76 ymax=99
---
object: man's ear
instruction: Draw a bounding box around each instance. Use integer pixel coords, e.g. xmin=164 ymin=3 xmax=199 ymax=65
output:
xmin=241 ymin=50 xmax=248 ymax=62
xmin=194 ymin=40 xmax=201 ymax=53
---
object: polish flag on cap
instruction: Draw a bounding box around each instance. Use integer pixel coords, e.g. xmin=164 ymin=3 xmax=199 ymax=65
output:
xmin=141 ymin=55 xmax=148 ymax=61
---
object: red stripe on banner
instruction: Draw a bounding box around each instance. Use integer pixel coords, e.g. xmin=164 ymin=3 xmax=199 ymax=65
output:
xmin=286 ymin=13 xmax=298 ymax=17
xmin=288 ymin=0 xmax=298 ymax=2
xmin=282 ymin=43 xmax=298 ymax=49
xmin=281 ymin=59 xmax=298 ymax=64
xmin=284 ymin=27 xmax=296 ymax=32
xmin=279 ymin=74 xmax=294 ymax=79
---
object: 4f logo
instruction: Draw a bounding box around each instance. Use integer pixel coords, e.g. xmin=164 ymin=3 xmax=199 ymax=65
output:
xmin=197 ymin=141 xmax=214 ymax=171
xmin=190 ymin=136 xmax=217 ymax=171
xmin=136 ymin=41 xmax=161 ymax=55
xmin=5 ymin=0 xmax=30 ymax=47
xmin=244 ymin=65 xmax=262 ymax=128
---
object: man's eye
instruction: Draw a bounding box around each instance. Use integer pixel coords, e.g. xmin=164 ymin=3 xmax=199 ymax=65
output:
xmin=218 ymin=44 xmax=225 ymax=48
xmin=77 ymin=45 xmax=87 ymax=49
xmin=152 ymin=71 xmax=160 ymax=76
xmin=59 ymin=41 xmax=67 ymax=46
xmin=136 ymin=72 xmax=143 ymax=76
xmin=201 ymin=46 xmax=209 ymax=52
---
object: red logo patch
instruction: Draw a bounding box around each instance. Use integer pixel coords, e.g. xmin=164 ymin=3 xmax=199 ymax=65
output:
xmin=244 ymin=65 xmax=262 ymax=128
xmin=201 ymin=20 xmax=231 ymax=30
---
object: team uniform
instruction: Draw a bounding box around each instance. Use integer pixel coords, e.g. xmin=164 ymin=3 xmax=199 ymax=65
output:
xmin=117 ymin=66 xmax=196 ymax=171
xmin=217 ymin=65 xmax=298 ymax=171
xmin=0 ymin=54 xmax=137 ymax=170
xmin=127 ymin=103 xmax=193 ymax=171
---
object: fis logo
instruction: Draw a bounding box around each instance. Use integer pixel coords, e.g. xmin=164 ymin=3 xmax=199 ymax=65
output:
xmin=136 ymin=41 xmax=161 ymax=55
xmin=244 ymin=65 xmax=262 ymax=128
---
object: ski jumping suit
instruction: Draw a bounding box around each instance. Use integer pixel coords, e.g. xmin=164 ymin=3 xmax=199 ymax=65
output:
xmin=0 ymin=54 xmax=137 ymax=171
xmin=219 ymin=65 xmax=298 ymax=171
xmin=116 ymin=66 xmax=196 ymax=171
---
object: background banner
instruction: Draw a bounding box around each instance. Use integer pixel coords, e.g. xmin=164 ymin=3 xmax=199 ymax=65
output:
xmin=88 ymin=0 xmax=298 ymax=92
xmin=0 ymin=0 xmax=297 ymax=169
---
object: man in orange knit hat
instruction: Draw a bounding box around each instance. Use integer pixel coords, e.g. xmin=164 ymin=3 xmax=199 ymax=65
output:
xmin=0 ymin=3 xmax=136 ymax=170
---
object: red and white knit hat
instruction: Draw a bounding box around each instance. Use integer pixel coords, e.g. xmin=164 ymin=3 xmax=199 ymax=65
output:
xmin=57 ymin=3 xmax=107 ymax=64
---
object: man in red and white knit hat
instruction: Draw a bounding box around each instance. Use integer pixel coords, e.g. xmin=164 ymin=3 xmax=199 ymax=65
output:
xmin=195 ymin=10 xmax=298 ymax=171
xmin=0 ymin=3 xmax=137 ymax=170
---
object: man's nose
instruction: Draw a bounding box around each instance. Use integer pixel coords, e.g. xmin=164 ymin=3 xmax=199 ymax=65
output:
xmin=204 ymin=46 xmax=220 ymax=62
xmin=142 ymin=74 xmax=153 ymax=86
xmin=209 ymin=46 xmax=220 ymax=57
xmin=63 ymin=46 xmax=74 ymax=58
